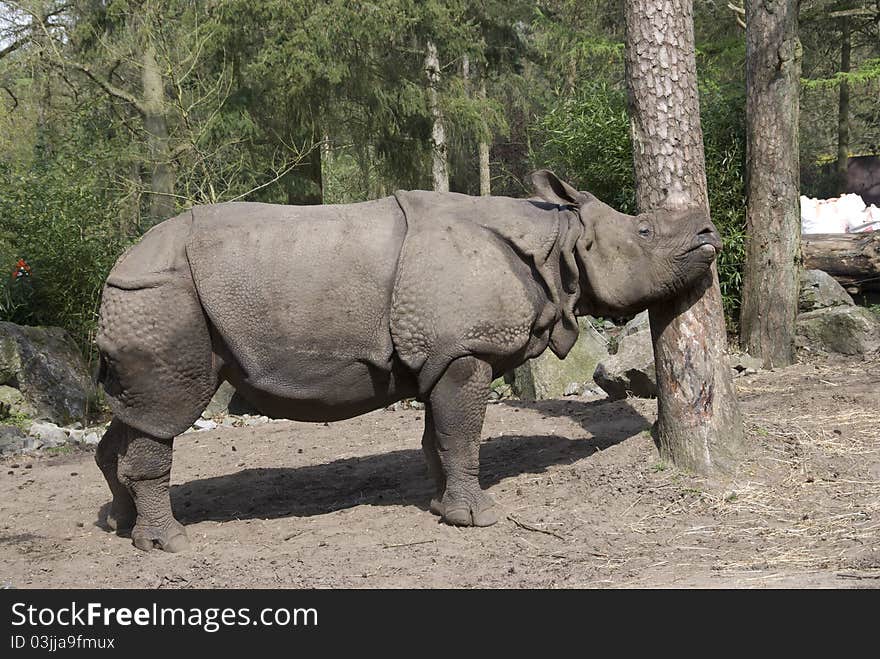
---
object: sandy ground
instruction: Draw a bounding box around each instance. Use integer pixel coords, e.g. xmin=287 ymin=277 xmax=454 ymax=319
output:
xmin=1 ymin=354 xmax=878 ymax=589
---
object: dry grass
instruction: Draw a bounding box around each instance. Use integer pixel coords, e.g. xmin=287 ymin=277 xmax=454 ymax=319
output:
xmin=627 ymin=356 xmax=880 ymax=575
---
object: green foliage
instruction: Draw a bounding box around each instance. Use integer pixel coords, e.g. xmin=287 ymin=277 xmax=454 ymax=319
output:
xmin=700 ymin=80 xmax=747 ymax=324
xmin=533 ymin=82 xmax=635 ymax=213
xmin=802 ymin=58 xmax=880 ymax=89
xmin=1 ymin=409 xmax=32 ymax=431
xmin=0 ymin=123 xmax=128 ymax=353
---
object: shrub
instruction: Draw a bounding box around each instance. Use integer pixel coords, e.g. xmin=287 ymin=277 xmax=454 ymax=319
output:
xmin=0 ymin=144 xmax=128 ymax=354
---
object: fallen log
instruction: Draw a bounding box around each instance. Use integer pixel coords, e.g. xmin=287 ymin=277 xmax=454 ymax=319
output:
xmin=802 ymin=232 xmax=880 ymax=293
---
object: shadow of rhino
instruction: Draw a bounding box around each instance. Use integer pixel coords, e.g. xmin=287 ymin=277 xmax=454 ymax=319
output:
xmin=164 ymin=398 xmax=650 ymax=524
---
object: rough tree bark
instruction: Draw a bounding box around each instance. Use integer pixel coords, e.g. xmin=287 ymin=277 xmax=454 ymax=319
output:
xmin=478 ymin=78 xmax=491 ymax=196
xmin=624 ymin=0 xmax=745 ymax=476
xmin=141 ymin=43 xmax=176 ymax=225
xmin=740 ymin=0 xmax=801 ymax=368
xmin=836 ymin=16 xmax=851 ymax=195
xmin=425 ymin=40 xmax=449 ymax=192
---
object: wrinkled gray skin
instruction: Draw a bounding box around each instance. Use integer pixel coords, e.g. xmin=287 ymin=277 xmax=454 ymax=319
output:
xmin=94 ymin=170 xmax=720 ymax=552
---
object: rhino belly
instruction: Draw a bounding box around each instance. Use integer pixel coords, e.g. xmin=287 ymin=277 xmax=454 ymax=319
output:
xmin=225 ymin=355 xmax=418 ymax=422
xmin=187 ymin=198 xmax=409 ymax=416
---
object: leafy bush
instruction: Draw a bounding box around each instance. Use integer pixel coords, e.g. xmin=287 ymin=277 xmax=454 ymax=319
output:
xmin=533 ymin=82 xmax=636 ymax=214
xmin=0 ymin=141 xmax=128 ymax=355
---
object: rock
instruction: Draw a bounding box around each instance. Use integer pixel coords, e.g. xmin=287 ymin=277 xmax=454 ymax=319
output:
xmin=0 ymin=425 xmax=27 ymax=455
xmin=0 ymin=322 xmax=99 ymax=425
xmin=593 ymin=327 xmax=656 ymax=399
xmin=203 ymin=380 xmax=259 ymax=417
xmin=511 ymin=318 xmax=609 ymax=400
xmin=82 ymin=432 xmax=100 ymax=445
xmin=203 ymin=381 xmax=235 ymax=417
xmin=797 ymin=305 xmax=880 ymax=355
xmin=730 ymin=353 xmax=763 ymax=373
xmin=622 ymin=311 xmax=651 ymax=337
xmin=799 ymin=269 xmax=854 ymax=312
xmin=193 ymin=419 xmax=218 ymax=431
xmin=27 ymin=421 xmax=68 ymax=448
xmin=66 ymin=428 xmax=85 ymax=443
xmin=0 ymin=385 xmax=37 ymax=419
xmin=563 ymin=382 xmax=580 ymax=396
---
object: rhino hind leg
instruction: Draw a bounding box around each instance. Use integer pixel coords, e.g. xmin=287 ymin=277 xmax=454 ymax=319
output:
xmin=425 ymin=356 xmax=499 ymax=527
xmin=96 ymin=280 xmax=218 ymax=440
xmin=95 ymin=419 xmax=137 ymax=533
xmin=421 ymin=408 xmax=446 ymax=508
xmin=111 ymin=421 xmax=188 ymax=553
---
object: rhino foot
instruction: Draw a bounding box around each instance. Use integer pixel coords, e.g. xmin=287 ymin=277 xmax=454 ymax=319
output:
xmin=131 ymin=520 xmax=190 ymax=553
xmin=432 ymin=491 xmax=499 ymax=527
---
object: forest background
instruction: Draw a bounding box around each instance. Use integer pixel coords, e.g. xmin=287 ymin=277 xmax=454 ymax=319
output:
xmin=0 ymin=0 xmax=877 ymax=353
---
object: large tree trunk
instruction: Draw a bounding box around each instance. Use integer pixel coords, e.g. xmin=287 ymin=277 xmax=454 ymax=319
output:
xmin=740 ymin=0 xmax=801 ymax=368
xmin=803 ymin=232 xmax=880 ymax=293
xmin=624 ymin=0 xmax=745 ymax=476
xmin=836 ymin=16 xmax=851 ymax=195
xmin=141 ymin=43 xmax=175 ymax=226
xmin=425 ymin=40 xmax=449 ymax=192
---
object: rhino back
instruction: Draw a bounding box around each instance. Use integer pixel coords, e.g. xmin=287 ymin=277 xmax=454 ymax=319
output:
xmin=186 ymin=199 xmax=406 ymax=398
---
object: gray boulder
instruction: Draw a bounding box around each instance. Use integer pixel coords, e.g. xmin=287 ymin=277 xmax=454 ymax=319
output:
xmin=203 ymin=380 xmax=259 ymax=417
xmin=799 ymin=269 xmax=854 ymax=312
xmin=797 ymin=306 xmax=880 ymax=355
xmin=27 ymin=421 xmax=68 ymax=448
xmin=593 ymin=326 xmax=656 ymax=399
xmin=0 ymin=424 xmax=27 ymax=455
xmin=511 ymin=318 xmax=609 ymax=400
xmin=0 ymin=384 xmax=37 ymax=419
xmin=0 ymin=322 xmax=99 ymax=425
xmin=622 ymin=310 xmax=651 ymax=338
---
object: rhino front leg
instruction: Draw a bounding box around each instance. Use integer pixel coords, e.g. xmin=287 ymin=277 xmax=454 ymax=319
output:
xmin=426 ymin=356 xmax=499 ymax=527
xmin=115 ymin=423 xmax=189 ymax=552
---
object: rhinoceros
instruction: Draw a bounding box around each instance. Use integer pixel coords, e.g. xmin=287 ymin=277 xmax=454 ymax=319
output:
xmin=93 ymin=170 xmax=721 ymax=552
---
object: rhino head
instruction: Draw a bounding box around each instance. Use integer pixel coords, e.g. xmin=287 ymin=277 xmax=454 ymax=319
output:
xmin=531 ymin=170 xmax=721 ymax=317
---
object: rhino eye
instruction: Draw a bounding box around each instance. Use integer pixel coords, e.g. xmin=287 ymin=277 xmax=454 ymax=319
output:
xmin=637 ymin=222 xmax=653 ymax=239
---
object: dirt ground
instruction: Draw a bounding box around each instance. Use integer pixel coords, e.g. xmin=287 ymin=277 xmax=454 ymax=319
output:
xmin=1 ymin=353 xmax=878 ymax=589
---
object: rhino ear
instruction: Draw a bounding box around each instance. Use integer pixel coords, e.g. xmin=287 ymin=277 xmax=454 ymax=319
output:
xmin=530 ymin=170 xmax=589 ymax=206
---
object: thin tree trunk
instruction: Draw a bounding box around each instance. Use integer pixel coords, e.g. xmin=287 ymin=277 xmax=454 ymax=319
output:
xmin=121 ymin=161 xmax=141 ymax=238
xmin=740 ymin=0 xmax=801 ymax=368
xmin=286 ymin=140 xmax=324 ymax=205
xmin=307 ymin=138 xmax=324 ymax=204
xmin=141 ymin=43 xmax=175 ymax=225
xmin=836 ymin=16 xmax=851 ymax=195
xmin=464 ymin=55 xmax=491 ymax=196
xmin=425 ymin=40 xmax=449 ymax=192
xmin=478 ymin=78 xmax=491 ymax=196
xmin=624 ymin=0 xmax=745 ymax=476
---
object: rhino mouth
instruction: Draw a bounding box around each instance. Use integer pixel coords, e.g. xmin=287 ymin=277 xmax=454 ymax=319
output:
xmin=684 ymin=233 xmax=721 ymax=260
